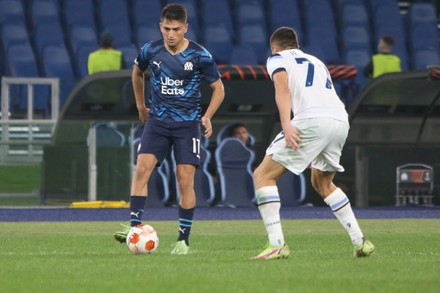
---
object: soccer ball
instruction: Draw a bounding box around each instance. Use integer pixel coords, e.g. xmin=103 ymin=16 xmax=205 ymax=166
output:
xmin=126 ymin=224 xmax=159 ymax=254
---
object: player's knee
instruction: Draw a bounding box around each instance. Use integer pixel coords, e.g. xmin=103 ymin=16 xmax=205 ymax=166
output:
xmin=134 ymin=161 xmax=153 ymax=180
xmin=177 ymin=174 xmax=193 ymax=191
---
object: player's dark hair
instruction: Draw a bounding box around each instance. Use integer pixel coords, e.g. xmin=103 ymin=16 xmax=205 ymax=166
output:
xmin=381 ymin=35 xmax=394 ymax=46
xmin=161 ymin=3 xmax=187 ymax=23
xmin=270 ymin=27 xmax=299 ymax=50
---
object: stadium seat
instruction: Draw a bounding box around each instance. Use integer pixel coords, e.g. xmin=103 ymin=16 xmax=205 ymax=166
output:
xmin=342 ymin=26 xmax=372 ymax=54
xmin=132 ymin=0 xmax=162 ymax=26
xmin=407 ymin=2 xmax=437 ymax=25
xmin=307 ymin=26 xmax=341 ymax=64
xmin=235 ymin=0 xmax=266 ymax=27
xmin=41 ymin=45 xmax=76 ymax=105
xmin=1 ymin=23 xmax=30 ymax=50
xmin=0 ymin=0 xmax=26 ymax=25
xmin=203 ymin=25 xmax=232 ymax=64
xmin=341 ymin=4 xmax=370 ymax=30
xmin=63 ymin=0 xmax=97 ymax=31
xmin=6 ymin=44 xmax=39 ymax=77
xmin=6 ymin=44 xmax=50 ymax=116
xmin=133 ymin=137 xmax=170 ymax=207
xmin=68 ymin=24 xmax=98 ymax=54
xmin=276 ymin=172 xmax=307 ymax=206
xmin=268 ymin=0 xmax=303 ymax=39
xmin=409 ymin=23 xmax=439 ymax=53
xmin=344 ymin=48 xmax=370 ymax=89
xmin=136 ymin=25 xmax=162 ymax=48
xmin=29 ymin=0 xmax=60 ymax=10
xmin=97 ymin=0 xmax=130 ymax=30
xmin=102 ymin=23 xmax=133 ymax=48
xmin=238 ymin=24 xmax=268 ymax=64
xmin=34 ymin=22 xmax=66 ymax=56
xmin=74 ymin=44 xmax=96 ymax=78
xmin=91 ymin=122 xmax=126 ymax=147
xmin=229 ymin=45 xmax=258 ymax=65
xmin=336 ymin=0 xmax=365 ymax=8
xmin=412 ymin=49 xmax=440 ymax=70
xmin=301 ymin=46 xmax=326 ymax=64
xmin=202 ymin=0 xmax=235 ymax=41
xmin=369 ymin=0 xmax=399 ymax=13
xmin=116 ymin=44 xmax=139 ymax=69
xmin=305 ymin=1 xmax=337 ymax=37
xmin=373 ymin=4 xmax=404 ymax=31
xmin=215 ymin=138 xmax=256 ymax=207
xmin=29 ymin=0 xmax=60 ymax=28
xmin=41 ymin=45 xmax=75 ymax=79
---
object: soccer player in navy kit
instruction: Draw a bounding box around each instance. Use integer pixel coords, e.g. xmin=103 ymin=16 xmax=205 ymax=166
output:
xmin=114 ymin=3 xmax=224 ymax=255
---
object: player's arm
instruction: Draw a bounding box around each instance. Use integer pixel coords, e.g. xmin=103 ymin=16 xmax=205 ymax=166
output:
xmin=201 ymin=78 xmax=225 ymax=138
xmin=272 ymin=71 xmax=302 ymax=150
xmin=132 ymin=64 xmax=149 ymax=123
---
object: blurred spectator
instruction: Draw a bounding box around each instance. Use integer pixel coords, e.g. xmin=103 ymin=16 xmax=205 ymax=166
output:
xmin=88 ymin=31 xmax=123 ymax=74
xmin=230 ymin=123 xmax=252 ymax=148
xmin=363 ymin=35 xmax=401 ymax=79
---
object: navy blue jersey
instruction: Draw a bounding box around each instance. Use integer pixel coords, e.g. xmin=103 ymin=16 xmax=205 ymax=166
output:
xmin=135 ymin=40 xmax=221 ymax=121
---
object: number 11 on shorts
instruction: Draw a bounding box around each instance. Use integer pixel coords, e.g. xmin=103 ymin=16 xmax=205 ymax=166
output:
xmin=192 ymin=138 xmax=200 ymax=159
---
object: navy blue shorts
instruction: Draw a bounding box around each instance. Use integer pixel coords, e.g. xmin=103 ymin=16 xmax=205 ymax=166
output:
xmin=138 ymin=118 xmax=201 ymax=166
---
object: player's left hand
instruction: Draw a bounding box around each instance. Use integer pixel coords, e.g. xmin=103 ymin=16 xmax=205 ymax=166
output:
xmin=201 ymin=116 xmax=212 ymax=138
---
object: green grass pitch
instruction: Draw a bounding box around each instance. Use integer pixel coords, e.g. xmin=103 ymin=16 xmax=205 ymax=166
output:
xmin=1 ymin=219 xmax=439 ymax=293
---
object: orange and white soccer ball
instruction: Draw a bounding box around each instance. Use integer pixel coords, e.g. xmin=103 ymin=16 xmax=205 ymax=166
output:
xmin=126 ymin=224 xmax=159 ymax=254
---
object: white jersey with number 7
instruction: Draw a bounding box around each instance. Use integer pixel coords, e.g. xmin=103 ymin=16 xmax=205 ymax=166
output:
xmin=266 ymin=49 xmax=348 ymax=122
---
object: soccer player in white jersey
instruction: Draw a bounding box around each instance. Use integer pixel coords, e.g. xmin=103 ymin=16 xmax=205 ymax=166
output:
xmin=252 ymin=27 xmax=375 ymax=260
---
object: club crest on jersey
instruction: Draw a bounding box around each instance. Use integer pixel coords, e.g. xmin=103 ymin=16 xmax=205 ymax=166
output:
xmin=184 ymin=61 xmax=193 ymax=71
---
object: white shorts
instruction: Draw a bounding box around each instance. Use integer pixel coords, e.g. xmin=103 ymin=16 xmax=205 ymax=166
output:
xmin=266 ymin=118 xmax=349 ymax=175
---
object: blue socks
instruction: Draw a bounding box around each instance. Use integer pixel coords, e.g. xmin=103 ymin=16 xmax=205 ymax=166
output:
xmin=130 ymin=195 xmax=146 ymax=227
xmin=177 ymin=206 xmax=194 ymax=246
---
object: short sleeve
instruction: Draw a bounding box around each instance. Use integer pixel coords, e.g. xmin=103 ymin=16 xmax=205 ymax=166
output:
xmin=266 ymin=53 xmax=286 ymax=80
xmin=134 ymin=42 xmax=153 ymax=71
xmin=198 ymin=49 xmax=221 ymax=84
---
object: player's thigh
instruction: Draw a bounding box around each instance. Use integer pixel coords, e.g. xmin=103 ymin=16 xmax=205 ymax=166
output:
xmin=172 ymin=121 xmax=201 ymax=166
xmin=135 ymin=153 xmax=158 ymax=178
xmin=138 ymin=119 xmax=171 ymax=164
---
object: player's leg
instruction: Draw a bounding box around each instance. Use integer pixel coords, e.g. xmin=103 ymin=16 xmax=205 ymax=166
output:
xmin=171 ymin=163 xmax=196 ymax=255
xmin=170 ymin=121 xmax=200 ymax=255
xmin=312 ymin=168 xmax=374 ymax=257
xmin=114 ymin=119 xmax=170 ymax=243
xmin=114 ymin=154 xmax=157 ymax=243
xmin=129 ymin=153 xmax=158 ymax=226
xmin=252 ymin=155 xmax=290 ymax=260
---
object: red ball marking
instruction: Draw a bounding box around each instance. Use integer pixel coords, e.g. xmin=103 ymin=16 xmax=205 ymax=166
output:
xmin=145 ymin=240 xmax=156 ymax=251
xmin=129 ymin=233 xmax=140 ymax=244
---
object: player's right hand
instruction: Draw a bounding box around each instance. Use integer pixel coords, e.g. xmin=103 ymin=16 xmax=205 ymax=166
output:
xmin=138 ymin=106 xmax=150 ymax=123
xmin=283 ymin=125 xmax=302 ymax=150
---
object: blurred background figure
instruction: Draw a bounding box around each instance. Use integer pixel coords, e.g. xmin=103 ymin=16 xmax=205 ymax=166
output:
xmin=230 ymin=122 xmax=250 ymax=146
xmin=88 ymin=31 xmax=123 ymax=74
xmin=363 ymin=35 xmax=401 ymax=79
